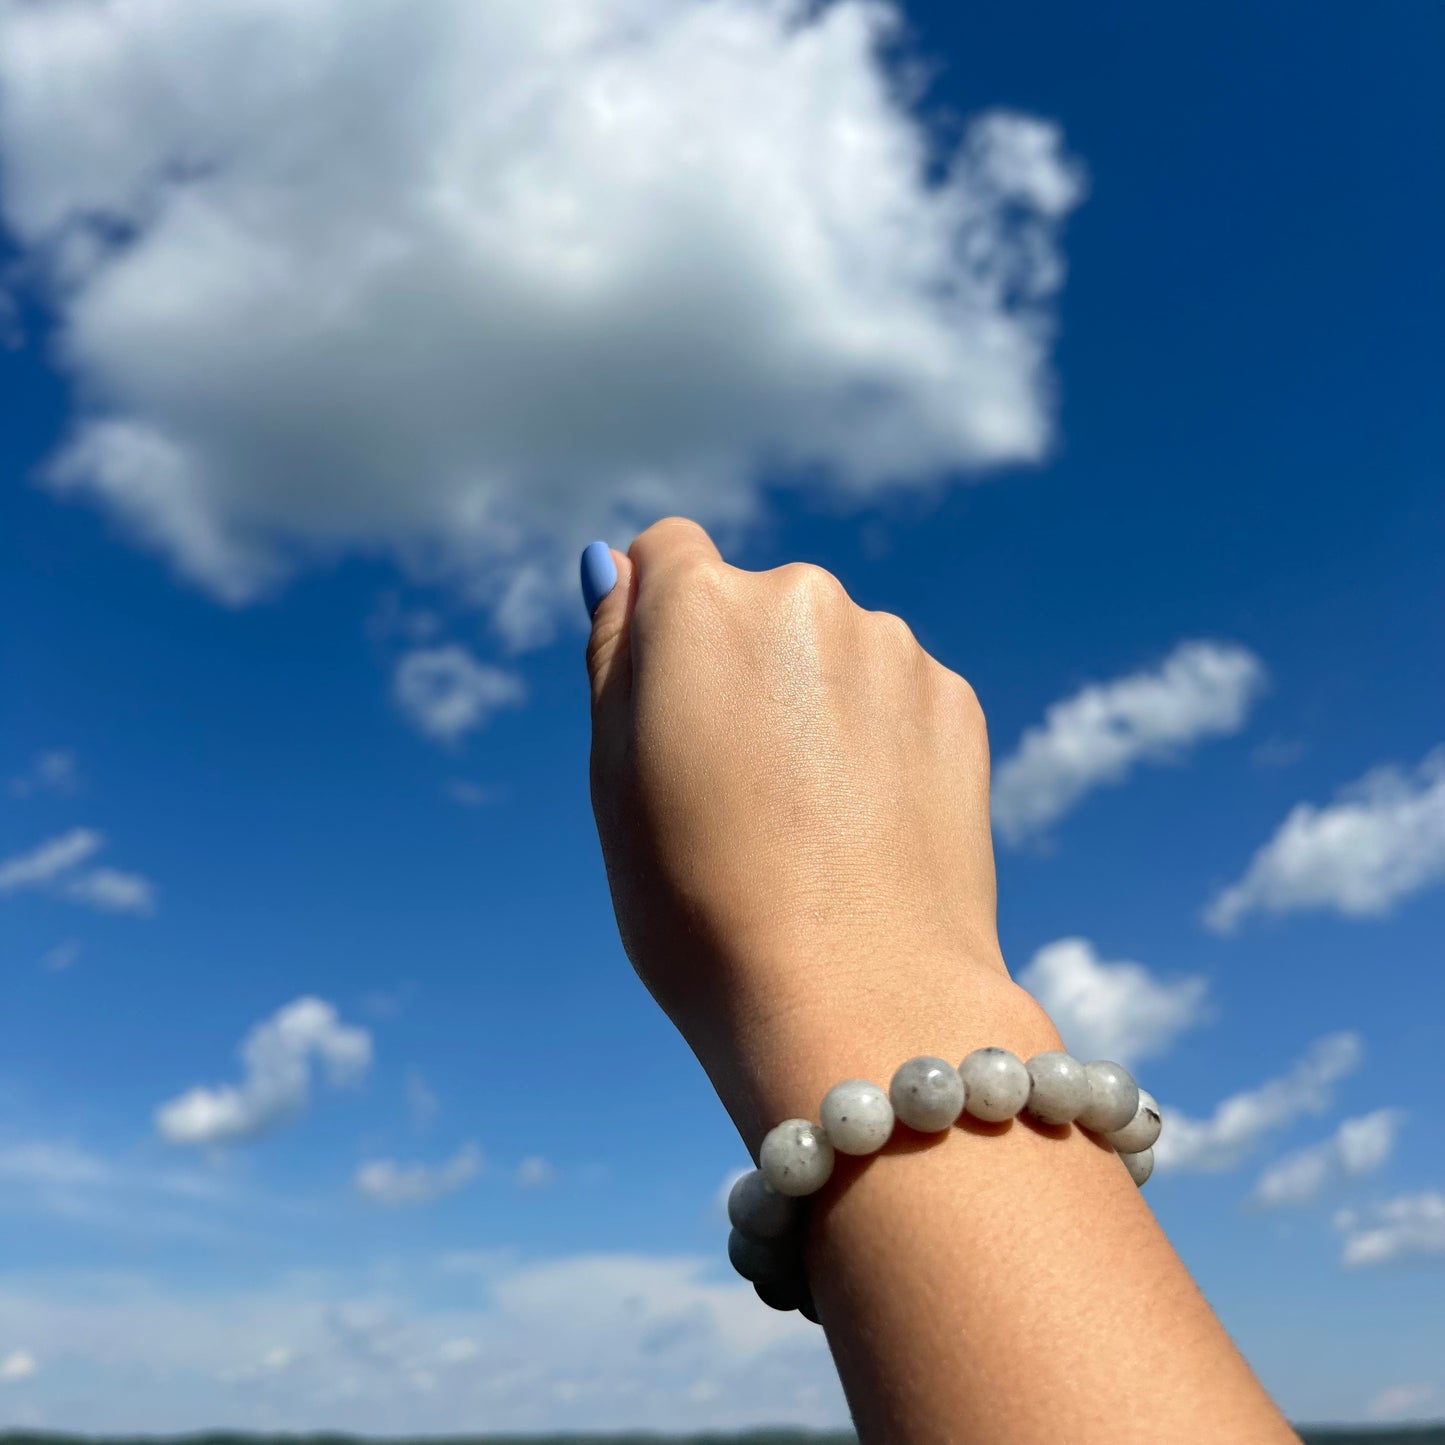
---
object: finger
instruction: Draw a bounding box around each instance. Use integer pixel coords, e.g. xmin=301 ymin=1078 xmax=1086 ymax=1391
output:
xmin=583 ymin=542 xmax=637 ymax=727
xmin=626 ymin=515 xmax=724 ymax=585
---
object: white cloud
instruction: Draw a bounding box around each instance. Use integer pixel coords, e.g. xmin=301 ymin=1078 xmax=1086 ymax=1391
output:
xmin=356 ymin=1144 xmax=483 ymax=1207
xmin=0 ymin=827 xmax=157 ymax=914
xmin=1337 ymin=1193 xmax=1445 ymax=1268
xmin=156 ymin=997 xmax=372 ymax=1146
xmin=0 ymin=1141 xmax=112 ymax=1188
xmin=0 ymin=1349 xmax=37 ymax=1383
xmin=1205 ymin=747 xmax=1445 ymax=932
xmin=1016 ymin=937 xmax=1209 ymax=1067
xmin=1251 ymin=1109 xmax=1404 ymax=1207
xmin=406 ymin=1071 xmax=439 ymax=1129
xmin=8 ymin=749 xmax=81 ymax=796
xmin=516 ymin=1156 xmax=557 ymax=1190
xmin=42 ymin=939 xmax=82 ymax=972
xmin=1153 ymin=1032 xmax=1362 ymax=1173
xmin=0 ymin=1252 xmax=836 ymax=1433
xmin=63 ymin=865 xmax=156 ymax=915
xmin=0 ymin=828 xmax=103 ymax=892
xmin=992 ymin=641 xmax=1267 ymax=845
xmin=393 ymin=647 xmax=525 ymax=742
xmin=0 ymin=0 xmax=1081 ymax=646
xmin=1369 ymin=1383 xmax=1438 ymax=1420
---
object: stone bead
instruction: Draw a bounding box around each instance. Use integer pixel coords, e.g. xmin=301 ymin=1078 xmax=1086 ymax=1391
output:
xmin=1024 ymin=1050 xmax=1090 ymax=1125
xmin=1121 ymin=1147 xmax=1154 ymax=1187
xmin=820 ymin=1079 xmax=895 ymax=1155
xmin=727 ymin=1169 xmax=799 ymax=1241
xmin=889 ymin=1056 xmax=966 ymax=1133
xmin=728 ymin=1226 xmax=798 ymax=1284
xmin=1077 ymin=1060 xmax=1140 ymax=1134
xmin=959 ymin=1047 xmax=1030 ymax=1122
xmin=1106 ymin=1089 xmax=1162 ymax=1155
xmin=760 ymin=1119 xmax=835 ymax=1196
xmin=754 ymin=1274 xmax=810 ymax=1313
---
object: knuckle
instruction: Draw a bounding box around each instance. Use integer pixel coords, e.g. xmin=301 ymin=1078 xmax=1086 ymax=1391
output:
xmin=775 ymin=560 xmax=848 ymax=608
xmin=868 ymin=608 xmax=918 ymax=649
xmin=638 ymin=514 xmax=707 ymax=551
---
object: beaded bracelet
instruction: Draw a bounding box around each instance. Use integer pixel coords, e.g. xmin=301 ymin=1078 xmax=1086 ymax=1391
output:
xmin=725 ymin=1048 xmax=1162 ymax=1322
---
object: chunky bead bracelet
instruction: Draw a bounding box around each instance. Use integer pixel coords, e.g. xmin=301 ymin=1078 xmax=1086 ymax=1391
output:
xmin=726 ymin=1048 xmax=1162 ymax=1322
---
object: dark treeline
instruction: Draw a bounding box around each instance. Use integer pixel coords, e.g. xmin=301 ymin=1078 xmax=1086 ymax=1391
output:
xmin=5 ymin=1428 xmax=1445 ymax=1445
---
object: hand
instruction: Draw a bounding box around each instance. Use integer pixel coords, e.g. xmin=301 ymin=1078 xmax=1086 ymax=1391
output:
xmin=584 ymin=517 xmax=1054 ymax=1149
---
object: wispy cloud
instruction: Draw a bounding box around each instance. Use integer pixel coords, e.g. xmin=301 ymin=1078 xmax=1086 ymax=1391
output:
xmin=0 ymin=828 xmax=103 ymax=892
xmin=393 ymin=647 xmax=525 ymax=743
xmin=156 ymin=997 xmax=372 ymax=1146
xmin=0 ymin=828 xmax=156 ymax=915
xmin=1153 ymin=1032 xmax=1362 ymax=1172
xmin=1206 ymin=747 xmax=1445 ymax=931
xmin=1016 ymin=937 xmax=1209 ymax=1066
xmin=515 ymin=1156 xmax=556 ymax=1190
xmin=8 ymin=749 xmax=81 ymax=797
xmin=1368 ymin=1383 xmax=1439 ymax=1421
xmin=1251 ymin=1109 xmax=1404 ymax=1207
xmin=992 ymin=641 xmax=1266 ymax=845
xmin=355 ymin=1144 xmax=483 ymax=1206
xmin=1336 ymin=1193 xmax=1445 ymax=1268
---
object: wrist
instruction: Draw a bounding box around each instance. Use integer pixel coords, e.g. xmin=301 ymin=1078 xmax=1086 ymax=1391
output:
xmin=704 ymin=960 xmax=1062 ymax=1157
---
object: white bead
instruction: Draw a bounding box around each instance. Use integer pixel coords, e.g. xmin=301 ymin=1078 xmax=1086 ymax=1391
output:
xmin=1121 ymin=1147 xmax=1154 ymax=1187
xmin=889 ymin=1056 xmax=966 ymax=1133
xmin=760 ymin=1118 xmax=835 ymax=1196
xmin=1024 ymin=1050 xmax=1090 ymax=1125
xmin=821 ymin=1079 xmax=895 ymax=1155
xmin=959 ymin=1047 xmax=1030 ymax=1122
xmin=727 ymin=1169 xmax=799 ymax=1240
xmin=1106 ymin=1089 xmax=1161 ymax=1154
xmin=728 ymin=1226 xmax=797 ymax=1283
xmin=1077 ymin=1060 xmax=1140 ymax=1134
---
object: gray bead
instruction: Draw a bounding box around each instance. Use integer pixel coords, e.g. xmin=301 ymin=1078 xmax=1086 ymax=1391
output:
xmin=1077 ymin=1060 xmax=1140 ymax=1134
xmin=959 ymin=1047 xmax=1030 ymax=1122
xmin=727 ymin=1169 xmax=799 ymax=1240
xmin=754 ymin=1274 xmax=809 ymax=1313
xmin=820 ymin=1079 xmax=895 ymax=1155
xmin=759 ymin=1119 xmax=835 ymax=1197
xmin=728 ymin=1226 xmax=798 ymax=1284
xmin=1024 ymin=1050 xmax=1090 ymax=1125
xmin=1106 ymin=1089 xmax=1161 ymax=1154
xmin=1121 ymin=1147 xmax=1154 ymax=1187
xmin=889 ymin=1056 xmax=966 ymax=1133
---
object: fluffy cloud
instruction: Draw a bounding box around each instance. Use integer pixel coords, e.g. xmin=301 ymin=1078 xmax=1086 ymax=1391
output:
xmin=156 ymin=997 xmax=372 ymax=1146
xmin=1336 ymin=1193 xmax=1445 ymax=1268
xmin=0 ymin=1349 xmax=37 ymax=1383
xmin=992 ymin=642 xmax=1267 ymax=845
xmin=0 ymin=0 xmax=1081 ymax=646
xmin=393 ymin=647 xmax=525 ymax=742
xmin=1153 ymin=1032 xmax=1362 ymax=1173
xmin=0 ymin=827 xmax=156 ymax=914
xmin=1251 ymin=1109 xmax=1404 ymax=1207
xmin=0 ymin=1253 xmax=836 ymax=1432
xmin=1206 ymin=747 xmax=1445 ymax=932
xmin=356 ymin=1144 xmax=483 ymax=1207
xmin=1016 ymin=937 xmax=1209 ymax=1066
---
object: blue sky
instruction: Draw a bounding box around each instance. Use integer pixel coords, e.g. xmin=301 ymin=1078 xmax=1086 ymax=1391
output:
xmin=1 ymin=0 xmax=1443 ymax=1432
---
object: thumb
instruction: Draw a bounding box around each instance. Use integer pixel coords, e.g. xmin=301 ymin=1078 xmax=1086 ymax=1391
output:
xmin=581 ymin=540 xmax=637 ymax=722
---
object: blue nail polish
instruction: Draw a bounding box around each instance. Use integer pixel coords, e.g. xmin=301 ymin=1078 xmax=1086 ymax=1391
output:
xmin=580 ymin=540 xmax=618 ymax=619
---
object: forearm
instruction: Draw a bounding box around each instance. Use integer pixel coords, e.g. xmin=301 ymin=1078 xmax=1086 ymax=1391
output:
xmin=721 ymin=969 xmax=1300 ymax=1445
